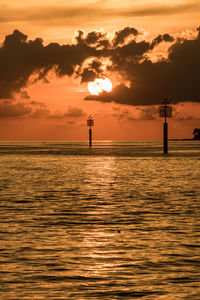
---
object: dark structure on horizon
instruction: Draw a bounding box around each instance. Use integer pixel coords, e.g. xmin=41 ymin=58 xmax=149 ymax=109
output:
xmin=87 ymin=115 xmax=94 ymax=147
xmin=159 ymin=98 xmax=172 ymax=154
xmin=193 ymin=128 xmax=200 ymax=140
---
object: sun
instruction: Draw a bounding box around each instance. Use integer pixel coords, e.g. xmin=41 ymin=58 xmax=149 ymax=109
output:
xmin=88 ymin=78 xmax=112 ymax=95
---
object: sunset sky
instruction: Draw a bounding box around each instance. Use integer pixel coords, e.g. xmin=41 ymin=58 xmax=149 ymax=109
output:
xmin=0 ymin=0 xmax=200 ymax=141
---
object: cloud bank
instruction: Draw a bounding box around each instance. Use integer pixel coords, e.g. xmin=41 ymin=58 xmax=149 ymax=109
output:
xmin=0 ymin=26 xmax=199 ymax=106
xmin=1 ymin=2 xmax=199 ymax=25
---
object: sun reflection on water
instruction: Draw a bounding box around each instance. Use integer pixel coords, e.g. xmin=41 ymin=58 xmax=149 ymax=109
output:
xmin=79 ymin=156 xmax=123 ymax=280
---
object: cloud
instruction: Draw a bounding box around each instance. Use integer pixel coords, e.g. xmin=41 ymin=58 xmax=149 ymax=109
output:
xmin=0 ymin=99 xmax=52 ymax=119
xmin=112 ymin=105 xmax=158 ymax=121
xmin=0 ymin=29 xmax=96 ymax=98
xmin=0 ymin=100 xmax=32 ymax=118
xmin=0 ymin=2 xmax=199 ymax=26
xmin=29 ymin=104 xmax=87 ymax=119
xmin=85 ymin=27 xmax=200 ymax=106
xmin=77 ymin=59 xmax=104 ymax=82
xmin=150 ymin=34 xmax=175 ymax=50
xmin=172 ymin=102 xmax=200 ymax=120
xmin=0 ymin=98 xmax=87 ymax=120
xmin=137 ymin=106 xmax=158 ymax=120
xmin=0 ymin=26 xmax=200 ymax=107
xmin=47 ymin=105 xmax=87 ymax=119
xmin=30 ymin=107 xmax=50 ymax=119
xmin=64 ymin=105 xmax=86 ymax=118
xmin=29 ymin=101 xmax=47 ymax=107
xmin=113 ymin=27 xmax=140 ymax=46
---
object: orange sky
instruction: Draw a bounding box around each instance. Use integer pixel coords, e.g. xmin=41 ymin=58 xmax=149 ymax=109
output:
xmin=0 ymin=0 xmax=200 ymax=141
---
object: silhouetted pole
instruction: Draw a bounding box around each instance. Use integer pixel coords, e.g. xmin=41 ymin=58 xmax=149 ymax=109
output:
xmin=164 ymin=120 xmax=168 ymax=154
xmin=87 ymin=115 xmax=94 ymax=147
xmin=89 ymin=128 xmax=92 ymax=147
xmin=159 ymin=98 xmax=172 ymax=154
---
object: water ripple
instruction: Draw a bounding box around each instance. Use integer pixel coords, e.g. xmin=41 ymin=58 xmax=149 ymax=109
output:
xmin=0 ymin=141 xmax=200 ymax=299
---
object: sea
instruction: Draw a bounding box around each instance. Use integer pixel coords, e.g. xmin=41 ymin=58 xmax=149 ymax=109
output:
xmin=0 ymin=140 xmax=200 ymax=300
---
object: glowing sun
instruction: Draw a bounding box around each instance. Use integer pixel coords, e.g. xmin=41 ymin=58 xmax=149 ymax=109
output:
xmin=88 ymin=78 xmax=112 ymax=95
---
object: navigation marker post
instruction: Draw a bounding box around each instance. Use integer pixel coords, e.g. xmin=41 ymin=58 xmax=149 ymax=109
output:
xmin=159 ymin=98 xmax=172 ymax=154
xmin=87 ymin=115 xmax=94 ymax=147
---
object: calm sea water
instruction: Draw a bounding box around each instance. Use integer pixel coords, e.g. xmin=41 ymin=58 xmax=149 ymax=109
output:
xmin=0 ymin=141 xmax=200 ymax=299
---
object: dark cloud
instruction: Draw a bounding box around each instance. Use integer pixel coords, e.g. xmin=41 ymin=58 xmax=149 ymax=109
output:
xmin=197 ymin=27 xmax=200 ymax=38
xmin=84 ymin=31 xmax=110 ymax=49
xmin=46 ymin=105 xmax=86 ymax=119
xmin=0 ymin=29 xmax=96 ymax=98
xmin=85 ymin=27 xmax=200 ymax=106
xmin=150 ymin=34 xmax=175 ymax=49
xmin=76 ymin=28 xmax=151 ymax=83
xmin=30 ymin=107 xmax=50 ymax=119
xmin=112 ymin=105 xmax=158 ymax=121
xmin=1 ymin=26 xmax=200 ymax=107
xmin=0 ymin=99 xmax=87 ymax=120
xmin=0 ymin=99 xmax=52 ymax=119
xmin=64 ymin=106 xmax=86 ymax=118
xmin=137 ymin=106 xmax=158 ymax=120
xmin=77 ymin=59 xmax=103 ymax=82
xmin=113 ymin=27 xmax=139 ymax=46
xmin=79 ymin=69 xmax=97 ymax=83
xmin=111 ymin=104 xmax=160 ymax=121
xmin=173 ymin=103 xmax=200 ymax=120
xmin=174 ymin=114 xmax=195 ymax=121
xmin=29 ymin=104 xmax=86 ymax=119
xmin=113 ymin=108 xmax=136 ymax=121
xmin=0 ymin=101 xmax=32 ymax=118
xmin=29 ymin=101 xmax=46 ymax=107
